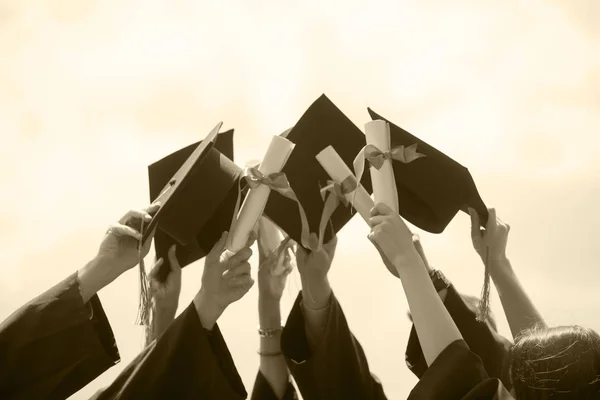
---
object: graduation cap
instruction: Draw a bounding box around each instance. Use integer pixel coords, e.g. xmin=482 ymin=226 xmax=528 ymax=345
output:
xmin=365 ymin=108 xmax=488 ymax=233
xmin=147 ymin=123 xmax=244 ymax=282
xmin=364 ymin=109 xmax=492 ymax=319
xmin=262 ymin=94 xmax=373 ymax=249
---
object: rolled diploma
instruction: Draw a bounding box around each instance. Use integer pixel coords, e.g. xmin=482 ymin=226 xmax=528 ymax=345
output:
xmin=365 ymin=120 xmax=399 ymax=213
xmin=316 ymin=146 xmax=374 ymax=224
xmin=226 ymin=135 xmax=295 ymax=252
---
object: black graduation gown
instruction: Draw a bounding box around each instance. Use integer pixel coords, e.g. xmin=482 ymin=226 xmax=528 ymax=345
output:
xmin=280 ymin=292 xmax=387 ymax=400
xmin=91 ymin=302 xmax=247 ymax=400
xmin=250 ymin=371 xmax=298 ymax=400
xmin=405 ymin=284 xmax=513 ymax=390
xmin=0 ymin=273 xmax=120 ymax=400
xmin=408 ymin=340 xmax=516 ymax=399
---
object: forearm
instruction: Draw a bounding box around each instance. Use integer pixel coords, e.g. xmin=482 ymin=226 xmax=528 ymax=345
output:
xmin=193 ymin=290 xmax=223 ymax=331
xmin=300 ymin=275 xmax=332 ymax=310
xmin=78 ymin=256 xmax=119 ymax=304
xmin=258 ymin=298 xmax=289 ymax=399
xmin=395 ymin=255 xmax=463 ymax=366
xmin=490 ymin=258 xmax=545 ymax=338
xmin=300 ymin=275 xmax=332 ymax=347
xmin=146 ymin=307 xmax=177 ymax=344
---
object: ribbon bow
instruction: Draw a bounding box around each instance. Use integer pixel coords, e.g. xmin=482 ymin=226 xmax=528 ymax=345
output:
xmin=352 ymin=143 xmax=425 ymax=205
xmin=364 ymin=143 xmax=425 ymax=169
xmin=260 ymin=236 xmax=296 ymax=277
xmin=228 ymin=167 xmax=318 ymax=252
xmin=308 ymin=176 xmax=359 ymax=251
xmin=245 ymin=168 xmax=290 ymax=191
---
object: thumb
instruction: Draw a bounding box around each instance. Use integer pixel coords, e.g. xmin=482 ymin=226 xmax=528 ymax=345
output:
xmin=167 ymin=245 xmax=181 ymax=273
xmin=323 ymin=235 xmax=338 ymax=259
xmin=149 ymin=257 xmax=165 ymax=280
xmin=296 ymin=245 xmax=307 ymax=268
xmin=486 ymin=208 xmax=497 ymax=231
xmin=468 ymin=208 xmax=480 ymax=238
xmin=206 ymin=231 xmax=228 ymax=265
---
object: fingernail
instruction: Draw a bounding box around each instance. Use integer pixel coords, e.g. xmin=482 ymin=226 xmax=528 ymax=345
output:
xmin=145 ymin=214 xmax=152 ymax=220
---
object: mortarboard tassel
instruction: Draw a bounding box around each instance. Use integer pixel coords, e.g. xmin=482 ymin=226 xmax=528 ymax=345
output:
xmin=135 ymin=217 xmax=153 ymax=339
xmin=476 ymin=246 xmax=492 ymax=322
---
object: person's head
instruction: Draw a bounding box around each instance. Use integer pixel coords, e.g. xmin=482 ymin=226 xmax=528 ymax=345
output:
xmin=509 ymin=325 xmax=600 ymax=399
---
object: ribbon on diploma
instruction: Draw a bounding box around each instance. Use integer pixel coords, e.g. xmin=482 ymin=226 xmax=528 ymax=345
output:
xmin=260 ymin=235 xmax=296 ymax=277
xmin=228 ymin=166 xmax=319 ymax=251
xmin=352 ymin=143 xmax=426 ymax=205
xmin=314 ymin=176 xmax=358 ymax=250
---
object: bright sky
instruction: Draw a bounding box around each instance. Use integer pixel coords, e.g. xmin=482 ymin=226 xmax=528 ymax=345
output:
xmin=1 ymin=0 xmax=599 ymax=399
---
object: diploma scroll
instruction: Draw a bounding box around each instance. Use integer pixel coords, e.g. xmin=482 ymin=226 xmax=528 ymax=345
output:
xmin=316 ymin=146 xmax=374 ymax=224
xmin=226 ymin=135 xmax=296 ymax=253
xmin=365 ymin=120 xmax=399 ymax=213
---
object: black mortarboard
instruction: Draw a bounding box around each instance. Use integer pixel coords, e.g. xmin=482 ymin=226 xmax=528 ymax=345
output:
xmin=147 ymin=124 xmax=244 ymax=281
xmin=367 ymin=108 xmax=488 ymax=232
xmin=263 ymin=94 xmax=373 ymax=249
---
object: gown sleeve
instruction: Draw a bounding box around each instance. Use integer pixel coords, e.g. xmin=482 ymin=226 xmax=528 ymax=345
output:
xmin=405 ymin=284 xmax=513 ymax=389
xmin=280 ymin=291 xmax=387 ymax=400
xmin=90 ymin=302 xmax=247 ymax=400
xmin=407 ymin=340 xmax=488 ymax=399
xmin=250 ymin=370 xmax=298 ymax=400
xmin=463 ymin=378 xmax=515 ymax=400
xmin=0 ymin=273 xmax=120 ymax=400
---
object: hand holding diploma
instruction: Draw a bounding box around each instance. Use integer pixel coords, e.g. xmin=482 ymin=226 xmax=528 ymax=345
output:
xmin=257 ymin=217 xmax=295 ymax=276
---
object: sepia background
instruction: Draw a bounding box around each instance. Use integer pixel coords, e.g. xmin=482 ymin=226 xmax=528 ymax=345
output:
xmin=1 ymin=0 xmax=599 ymax=398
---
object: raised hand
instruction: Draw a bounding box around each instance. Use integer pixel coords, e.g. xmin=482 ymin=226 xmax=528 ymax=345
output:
xmin=468 ymin=207 xmax=510 ymax=264
xmin=257 ymin=236 xmax=294 ymax=303
xmin=296 ymin=237 xmax=337 ymax=281
xmin=193 ymin=231 xmax=256 ymax=330
xmin=296 ymin=236 xmax=337 ymax=309
xmin=97 ymin=203 xmax=161 ymax=278
xmin=368 ymin=202 xmax=423 ymax=275
xmin=149 ymin=245 xmax=182 ymax=317
xmin=78 ymin=204 xmax=161 ymax=304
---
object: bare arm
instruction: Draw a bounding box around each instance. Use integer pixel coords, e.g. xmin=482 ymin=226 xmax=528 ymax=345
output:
xmin=394 ymin=252 xmax=463 ymax=366
xmin=489 ymin=257 xmax=546 ymax=338
xmin=469 ymin=208 xmax=546 ymax=338
xmin=369 ymin=203 xmax=463 ymax=366
xmin=258 ymin=298 xmax=289 ymax=399
xmin=256 ymin=221 xmax=294 ymax=399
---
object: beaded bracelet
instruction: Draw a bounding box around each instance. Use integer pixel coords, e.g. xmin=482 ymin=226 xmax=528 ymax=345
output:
xmin=258 ymin=326 xmax=283 ymax=338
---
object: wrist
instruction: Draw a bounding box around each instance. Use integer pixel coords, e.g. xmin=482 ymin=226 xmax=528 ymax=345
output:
xmin=301 ymin=276 xmax=332 ymax=310
xmin=193 ymin=289 xmax=224 ymax=331
xmin=489 ymin=255 xmax=509 ymax=265
xmin=392 ymin=249 xmax=425 ymax=273
xmin=488 ymin=257 xmax=513 ymax=279
xmin=258 ymin=295 xmax=281 ymax=308
xmin=152 ymin=312 xmax=175 ymax=337
xmin=77 ymin=257 xmax=119 ymax=303
xmin=154 ymin=302 xmax=178 ymax=320
xmin=258 ymin=299 xmax=282 ymax=329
